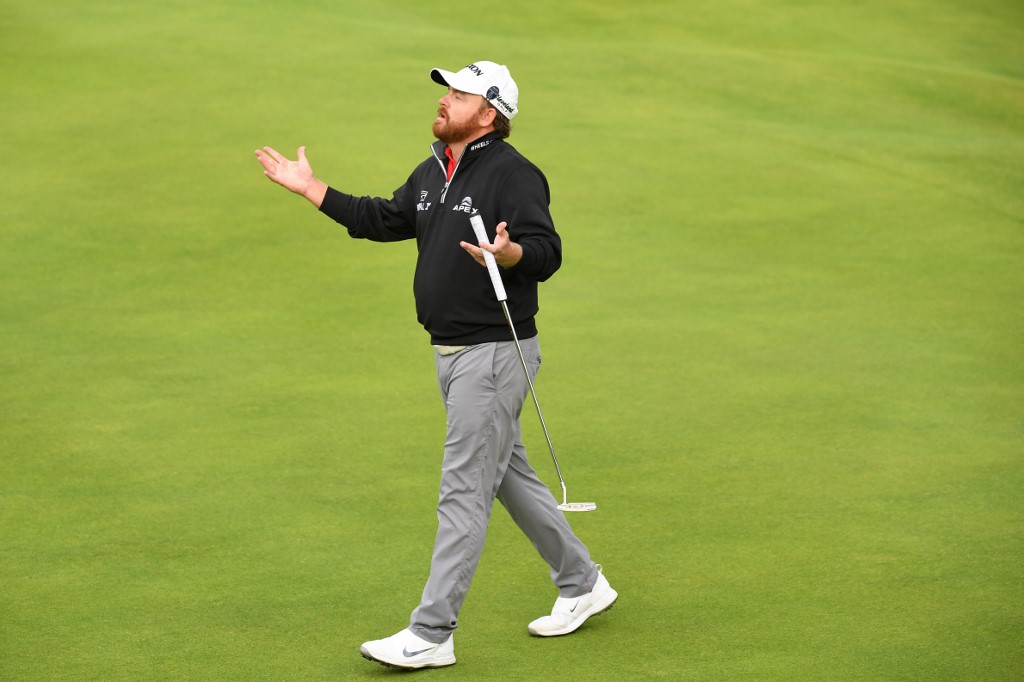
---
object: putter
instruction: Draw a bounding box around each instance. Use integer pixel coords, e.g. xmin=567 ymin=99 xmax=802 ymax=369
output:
xmin=469 ymin=215 xmax=596 ymax=512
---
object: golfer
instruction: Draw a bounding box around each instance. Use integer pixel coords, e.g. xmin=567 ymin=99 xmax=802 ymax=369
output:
xmin=255 ymin=60 xmax=617 ymax=669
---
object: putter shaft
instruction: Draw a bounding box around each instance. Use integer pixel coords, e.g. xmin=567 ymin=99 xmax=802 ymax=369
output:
xmin=500 ymin=300 xmax=569 ymax=507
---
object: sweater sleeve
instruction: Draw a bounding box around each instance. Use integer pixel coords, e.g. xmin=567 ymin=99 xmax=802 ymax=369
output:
xmin=500 ymin=165 xmax=562 ymax=282
xmin=319 ymin=181 xmax=416 ymax=243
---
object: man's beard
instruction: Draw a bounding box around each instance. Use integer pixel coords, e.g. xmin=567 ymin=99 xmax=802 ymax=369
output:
xmin=432 ymin=112 xmax=480 ymax=145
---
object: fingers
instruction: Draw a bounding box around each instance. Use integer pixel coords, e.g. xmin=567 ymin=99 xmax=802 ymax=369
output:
xmin=254 ymin=146 xmax=300 ymax=168
xmin=493 ymin=221 xmax=511 ymax=247
xmin=459 ymin=222 xmax=514 ymax=268
xmin=264 ymin=146 xmax=285 ymax=164
xmin=488 ymin=221 xmax=521 ymax=268
xmin=255 ymin=146 xmax=310 ymax=166
xmin=459 ymin=241 xmax=487 ymax=267
xmin=460 ymin=240 xmax=484 ymax=257
xmin=254 ymin=150 xmax=275 ymax=173
xmin=255 ymin=147 xmax=284 ymax=174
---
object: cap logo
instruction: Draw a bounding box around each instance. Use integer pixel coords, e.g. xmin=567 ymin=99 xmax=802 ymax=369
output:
xmin=486 ymin=86 xmax=499 ymax=100
xmin=466 ymin=63 xmax=484 ymax=76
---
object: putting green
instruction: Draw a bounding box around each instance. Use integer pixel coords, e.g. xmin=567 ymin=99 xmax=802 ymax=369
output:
xmin=1 ymin=1 xmax=1021 ymax=679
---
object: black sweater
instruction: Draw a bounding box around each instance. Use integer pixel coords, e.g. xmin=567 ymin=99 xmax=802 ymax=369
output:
xmin=319 ymin=131 xmax=562 ymax=345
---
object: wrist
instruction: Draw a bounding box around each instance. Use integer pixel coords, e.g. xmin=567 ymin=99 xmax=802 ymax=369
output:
xmin=303 ymin=179 xmax=328 ymax=208
xmin=498 ymin=242 xmax=523 ymax=269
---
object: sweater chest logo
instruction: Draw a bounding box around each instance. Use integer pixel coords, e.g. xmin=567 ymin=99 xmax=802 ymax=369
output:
xmin=452 ymin=196 xmax=476 ymax=214
xmin=416 ymin=190 xmax=432 ymax=212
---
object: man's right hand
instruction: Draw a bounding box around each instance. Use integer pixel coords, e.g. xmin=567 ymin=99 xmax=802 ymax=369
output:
xmin=255 ymin=145 xmax=327 ymax=207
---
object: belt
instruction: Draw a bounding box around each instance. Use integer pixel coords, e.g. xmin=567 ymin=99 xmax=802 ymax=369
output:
xmin=433 ymin=344 xmax=468 ymax=356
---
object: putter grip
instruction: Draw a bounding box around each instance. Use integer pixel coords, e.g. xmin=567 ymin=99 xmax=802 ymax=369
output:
xmin=469 ymin=215 xmax=508 ymax=302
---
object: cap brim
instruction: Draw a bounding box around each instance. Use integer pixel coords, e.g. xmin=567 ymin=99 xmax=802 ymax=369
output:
xmin=430 ymin=68 xmax=453 ymax=87
xmin=429 ymin=67 xmax=487 ymax=96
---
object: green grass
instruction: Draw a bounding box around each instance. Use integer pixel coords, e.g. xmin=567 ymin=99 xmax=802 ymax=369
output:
xmin=2 ymin=0 xmax=1022 ymax=679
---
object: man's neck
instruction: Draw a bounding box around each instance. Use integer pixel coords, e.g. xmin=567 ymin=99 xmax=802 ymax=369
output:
xmin=444 ymin=129 xmax=496 ymax=162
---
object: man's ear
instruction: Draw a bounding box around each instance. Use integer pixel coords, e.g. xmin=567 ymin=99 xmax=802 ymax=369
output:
xmin=478 ymin=105 xmax=497 ymax=128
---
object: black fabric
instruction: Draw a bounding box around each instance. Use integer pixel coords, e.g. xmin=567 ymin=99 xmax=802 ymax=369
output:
xmin=318 ymin=131 xmax=561 ymax=345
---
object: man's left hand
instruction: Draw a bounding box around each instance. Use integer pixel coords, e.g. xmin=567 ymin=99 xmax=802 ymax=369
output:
xmin=460 ymin=221 xmax=523 ymax=269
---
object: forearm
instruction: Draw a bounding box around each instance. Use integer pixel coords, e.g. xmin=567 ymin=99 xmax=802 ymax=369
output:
xmin=512 ymin=236 xmax=561 ymax=281
xmin=499 ymin=167 xmax=561 ymax=280
xmin=319 ymin=186 xmax=416 ymax=242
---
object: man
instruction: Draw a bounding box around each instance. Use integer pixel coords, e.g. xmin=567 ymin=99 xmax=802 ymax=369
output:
xmin=255 ymin=60 xmax=617 ymax=670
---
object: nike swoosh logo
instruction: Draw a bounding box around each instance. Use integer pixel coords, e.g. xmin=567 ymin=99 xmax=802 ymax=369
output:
xmin=403 ymin=647 xmax=433 ymax=658
xmin=569 ymin=600 xmax=581 ymax=613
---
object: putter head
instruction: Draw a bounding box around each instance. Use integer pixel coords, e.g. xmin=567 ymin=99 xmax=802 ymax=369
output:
xmin=558 ymin=502 xmax=597 ymax=512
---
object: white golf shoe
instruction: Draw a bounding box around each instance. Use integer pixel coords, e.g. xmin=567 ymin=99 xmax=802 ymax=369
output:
xmin=359 ymin=628 xmax=456 ymax=669
xmin=527 ymin=567 xmax=618 ymax=637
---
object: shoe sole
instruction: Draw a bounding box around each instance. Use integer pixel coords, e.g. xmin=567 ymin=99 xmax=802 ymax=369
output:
xmin=360 ymin=647 xmax=456 ymax=669
xmin=528 ymin=589 xmax=619 ymax=637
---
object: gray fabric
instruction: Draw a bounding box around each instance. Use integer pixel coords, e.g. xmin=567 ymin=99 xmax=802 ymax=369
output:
xmin=409 ymin=338 xmax=597 ymax=643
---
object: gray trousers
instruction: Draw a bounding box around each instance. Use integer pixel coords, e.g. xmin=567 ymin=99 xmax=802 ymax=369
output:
xmin=409 ymin=338 xmax=597 ymax=643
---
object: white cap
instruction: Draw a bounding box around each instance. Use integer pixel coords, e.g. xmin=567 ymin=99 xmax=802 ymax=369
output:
xmin=430 ymin=61 xmax=519 ymax=119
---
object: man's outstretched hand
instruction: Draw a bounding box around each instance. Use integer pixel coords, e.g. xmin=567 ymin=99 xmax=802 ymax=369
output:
xmin=255 ymin=146 xmax=327 ymax=207
xmin=460 ymin=221 xmax=523 ymax=269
